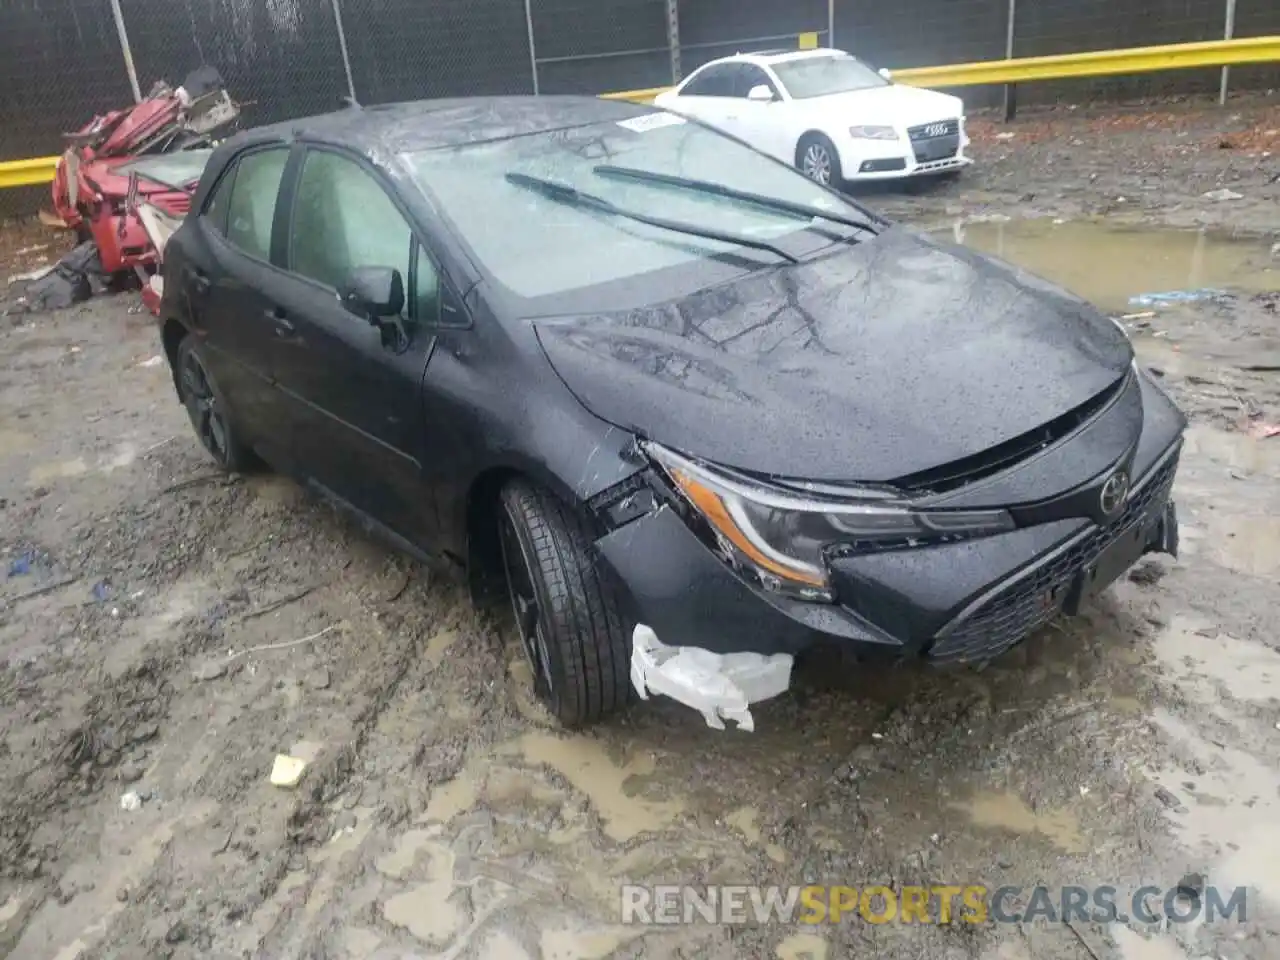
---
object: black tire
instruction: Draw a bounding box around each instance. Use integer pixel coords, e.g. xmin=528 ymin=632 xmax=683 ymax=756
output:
xmin=497 ymin=480 xmax=632 ymax=727
xmin=796 ymin=133 xmax=842 ymax=187
xmin=175 ymin=336 xmax=256 ymax=473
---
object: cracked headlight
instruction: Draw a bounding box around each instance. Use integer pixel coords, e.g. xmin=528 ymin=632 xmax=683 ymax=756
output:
xmin=645 ymin=443 xmax=1015 ymax=602
xmin=849 ymin=125 xmax=898 ymax=140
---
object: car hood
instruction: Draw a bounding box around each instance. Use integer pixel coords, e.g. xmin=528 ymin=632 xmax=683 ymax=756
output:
xmin=797 ymin=84 xmax=964 ymax=127
xmin=532 ymin=227 xmax=1133 ymax=484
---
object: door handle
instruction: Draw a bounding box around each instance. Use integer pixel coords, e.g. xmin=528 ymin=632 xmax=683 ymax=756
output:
xmin=266 ymin=307 xmax=295 ymax=337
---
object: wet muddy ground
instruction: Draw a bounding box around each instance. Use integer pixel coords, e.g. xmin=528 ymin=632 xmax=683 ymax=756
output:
xmin=2 ymin=97 xmax=1279 ymax=960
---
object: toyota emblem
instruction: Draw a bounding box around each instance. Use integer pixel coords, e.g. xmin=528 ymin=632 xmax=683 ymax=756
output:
xmin=1099 ymin=469 xmax=1130 ymax=517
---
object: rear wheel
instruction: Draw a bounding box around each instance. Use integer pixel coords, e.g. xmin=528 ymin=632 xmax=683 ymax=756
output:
xmin=176 ymin=337 xmax=256 ymax=473
xmin=497 ymin=480 xmax=632 ymax=727
xmin=797 ymin=133 xmax=842 ymax=186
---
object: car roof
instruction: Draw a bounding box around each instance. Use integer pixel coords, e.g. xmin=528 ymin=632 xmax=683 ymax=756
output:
xmin=694 ymin=48 xmax=845 ymax=70
xmin=231 ymin=95 xmax=655 ymax=156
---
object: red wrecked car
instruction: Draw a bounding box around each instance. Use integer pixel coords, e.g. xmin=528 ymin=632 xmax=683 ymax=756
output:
xmin=47 ymin=67 xmax=237 ymax=310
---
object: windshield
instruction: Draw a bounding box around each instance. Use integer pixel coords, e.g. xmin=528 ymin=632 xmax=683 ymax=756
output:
xmin=772 ymin=55 xmax=888 ymax=99
xmin=114 ymin=149 xmax=213 ymax=190
xmin=405 ymin=114 xmax=869 ymax=300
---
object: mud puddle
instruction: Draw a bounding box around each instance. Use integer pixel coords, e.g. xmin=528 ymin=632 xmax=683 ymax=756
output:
xmin=942 ymin=219 xmax=1277 ymax=313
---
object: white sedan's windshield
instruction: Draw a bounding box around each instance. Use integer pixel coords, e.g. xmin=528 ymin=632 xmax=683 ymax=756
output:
xmin=405 ymin=114 xmax=863 ymax=299
xmin=772 ymin=55 xmax=888 ymax=99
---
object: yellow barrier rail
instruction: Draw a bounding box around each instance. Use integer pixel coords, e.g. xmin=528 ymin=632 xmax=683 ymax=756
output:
xmin=2 ymin=36 xmax=1277 ymax=189
xmin=894 ymin=35 xmax=1280 ymax=87
xmin=598 ymin=35 xmax=1280 ymax=103
xmin=0 ymin=155 xmax=59 ymax=190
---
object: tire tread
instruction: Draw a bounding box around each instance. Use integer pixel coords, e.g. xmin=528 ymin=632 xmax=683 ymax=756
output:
xmin=501 ymin=481 xmax=631 ymax=727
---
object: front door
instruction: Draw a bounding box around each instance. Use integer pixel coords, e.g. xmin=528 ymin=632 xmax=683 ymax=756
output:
xmin=726 ymin=65 xmax=789 ymax=161
xmin=669 ymin=63 xmax=740 ymax=133
xmin=266 ymin=147 xmax=444 ymax=549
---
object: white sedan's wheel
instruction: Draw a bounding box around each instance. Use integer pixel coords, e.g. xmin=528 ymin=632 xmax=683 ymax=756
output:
xmin=797 ymin=134 xmax=841 ymax=186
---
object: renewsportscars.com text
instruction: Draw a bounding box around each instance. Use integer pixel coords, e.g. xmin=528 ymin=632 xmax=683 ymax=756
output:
xmin=620 ymin=884 xmax=1247 ymax=926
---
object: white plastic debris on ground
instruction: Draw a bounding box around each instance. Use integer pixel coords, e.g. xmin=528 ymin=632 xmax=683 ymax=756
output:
xmin=269 ymin=754 xmax=309 ymax=788
xmin=629 ymin=624 xmax=793 ymax=732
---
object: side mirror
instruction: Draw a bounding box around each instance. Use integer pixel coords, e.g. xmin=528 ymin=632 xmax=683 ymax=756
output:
xmin=747 ymin=84 xmax=775 ymax=103
xmin=339 ymin=266 xmax=404 ymax=325
xmin=877 ymin=67 xmax=892 ymax=81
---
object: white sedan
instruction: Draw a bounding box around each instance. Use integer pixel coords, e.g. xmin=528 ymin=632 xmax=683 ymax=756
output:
xmin=654 ymin=48 xmax=971 ymax=185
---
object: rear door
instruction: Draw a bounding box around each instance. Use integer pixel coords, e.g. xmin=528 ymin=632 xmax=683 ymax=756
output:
xmin=179 ymin=144 xmax=292 ymax=460
xmin=265 ymin=145 xmax=444 ymax=548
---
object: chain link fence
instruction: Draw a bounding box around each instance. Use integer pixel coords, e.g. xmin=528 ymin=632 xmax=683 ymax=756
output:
xmin=679 ymin=0 xmax=829 ymax=75
xmin=833 ymin=0 xmax=1009 ymax=108
xmin=2 ymin=0 xmax=1278 ymax=217
xmin=120 ymin=0 xmax=353 ymax=123
xmin=0 ymin=0 xmax=135 ymax=218
xmin=1012 ymin=0 xmax=1226 ymax=103
xmin=342 ymin=0 xmax=534 ymax=102
xmin=530 ymin=0 xmax=671 ymax=95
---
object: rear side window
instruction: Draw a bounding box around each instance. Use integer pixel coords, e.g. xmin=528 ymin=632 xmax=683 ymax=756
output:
xmin=216 ymin=148 xmax=288 ymax=260
xmin=289 ymin=150 xmax=412 ymax=303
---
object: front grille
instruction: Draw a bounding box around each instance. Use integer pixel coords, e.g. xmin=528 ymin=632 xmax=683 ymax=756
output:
xmin=907 ymin=118 xmax=960 ymax=142
xmin=926 ymin=448 xmax=1180 ymax=665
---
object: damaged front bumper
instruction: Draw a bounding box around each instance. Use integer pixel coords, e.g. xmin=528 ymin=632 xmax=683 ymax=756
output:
xmin=606 ymin=467 xmax=1178 ymax=728
xmin=594 ymin=381 xmax=1184 ymax=728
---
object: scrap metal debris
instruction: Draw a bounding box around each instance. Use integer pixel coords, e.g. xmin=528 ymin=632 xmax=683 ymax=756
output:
xmin=13 ymin=66 xmax=240 ymax=318
xmin=6 ymin=241 xmax=108 ymax=314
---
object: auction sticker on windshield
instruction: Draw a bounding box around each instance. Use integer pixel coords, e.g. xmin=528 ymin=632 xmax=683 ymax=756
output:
xmin=616 ymin=113 xmax=687 ymax=133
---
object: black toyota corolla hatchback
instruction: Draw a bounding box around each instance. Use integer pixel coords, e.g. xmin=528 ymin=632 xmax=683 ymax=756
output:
xmin=157 ymin=96 xmax=1183 ymax=730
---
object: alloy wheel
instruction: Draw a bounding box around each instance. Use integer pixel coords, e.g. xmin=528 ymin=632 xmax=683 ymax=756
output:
xmin=802 ymin=143 xmax=833 ymax=184
xmin=498 ymin=508 xmax=554 ymax=698
xmin=180 ymin=351 xmax=231 ymax=466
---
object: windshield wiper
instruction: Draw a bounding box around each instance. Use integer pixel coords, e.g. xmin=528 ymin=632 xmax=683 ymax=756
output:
xmin=504 ymin=171 xmax=799 ymax=264
xmin=592 ymin=164 xmax=879 ymax=236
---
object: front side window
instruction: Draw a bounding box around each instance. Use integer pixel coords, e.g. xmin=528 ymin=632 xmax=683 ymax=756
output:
xmin=771 ymin=54 xmax=888 ymax=99
xmin=221 ymin=148 xmax=288 ymax=259
xmin=289 ymin=150 xmax=412 ymax=310
xmin=202 ymin=166 xmax=235 ymax=236
xmin=406 ymin=114 xmax=872 ymax=301
xmin=415 ymin=244 xmax=440 ymax=322
xmin=681 ymin=65 xmax=737 ymax=98
xmin=735 ymin=65 xmax=778 ymax=98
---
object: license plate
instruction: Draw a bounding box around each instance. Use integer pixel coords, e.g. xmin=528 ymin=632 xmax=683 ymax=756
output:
xmin=914 ymin=135 xmax=959 ymax=162
xmin=1083 ymin=520 xmax=1152 ymax=599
